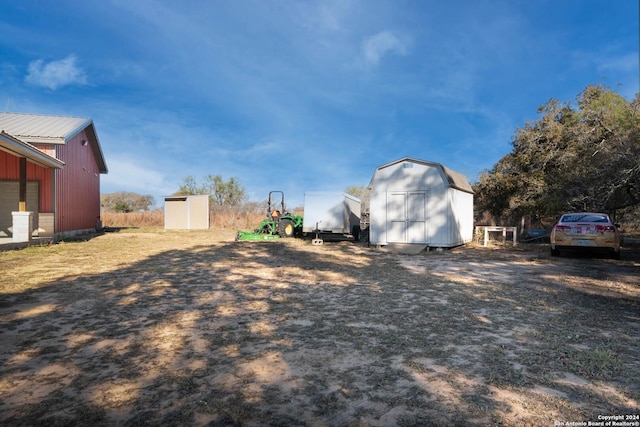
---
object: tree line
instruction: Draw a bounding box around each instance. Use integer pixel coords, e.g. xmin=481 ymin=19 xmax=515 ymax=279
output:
xmin=174 ymin=175 xmax=246 ymax=207
xmin=473 ymin=85 xmax=640 ymax=226
xmin=101 ymin=192 xmax=155 ymax=213
xmin=101 ymin=175 xmax=249 ymax=213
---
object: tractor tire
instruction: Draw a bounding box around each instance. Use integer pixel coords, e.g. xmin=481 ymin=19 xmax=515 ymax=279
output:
xmin=278 ymin=219 xmax=295 ymax=238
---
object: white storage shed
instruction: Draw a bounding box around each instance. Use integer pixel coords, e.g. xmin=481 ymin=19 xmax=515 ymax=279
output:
xmin=368 ymin=157 xmax=474 ymax=248
xmin=164 ymin=195 xmax=210 ymax=230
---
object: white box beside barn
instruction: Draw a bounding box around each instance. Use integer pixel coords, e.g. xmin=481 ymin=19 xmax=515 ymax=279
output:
xmin=368 ymin=157 xmax=474 ymax=248
xmin=164 ymin=195 xmax=210 ymax=230
xmin=302 ymin=192 xmax=361 ymax=234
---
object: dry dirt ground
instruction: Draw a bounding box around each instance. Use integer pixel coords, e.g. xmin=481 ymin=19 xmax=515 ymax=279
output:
xmin=0 ymin=229 xmax=638 ymax=426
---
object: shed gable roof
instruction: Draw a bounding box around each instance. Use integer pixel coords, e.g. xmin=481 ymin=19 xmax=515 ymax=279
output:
xmin=0 ymin=112 xmax=108 ymax=173
xmin=371 ymin=157 xmax=474 ymax=194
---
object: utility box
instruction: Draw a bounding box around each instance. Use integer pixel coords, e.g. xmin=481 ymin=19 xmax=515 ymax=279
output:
xmin=164 ymin=195 xmax=210 ymax=230
xmin=302 ymin=192 xmax=361 ymax=235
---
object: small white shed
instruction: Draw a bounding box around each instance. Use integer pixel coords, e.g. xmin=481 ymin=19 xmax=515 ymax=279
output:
xmin=164 ymin=195 xmax=210 ymax=230
xmin=368 ymin=157 xmax=474 ymax=248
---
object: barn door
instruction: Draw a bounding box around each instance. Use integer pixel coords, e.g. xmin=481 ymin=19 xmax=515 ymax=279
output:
xmin=0 ymin=181 xmax=39 ymax=237
xmin=386 ymin=191 xmax=427 ymax=243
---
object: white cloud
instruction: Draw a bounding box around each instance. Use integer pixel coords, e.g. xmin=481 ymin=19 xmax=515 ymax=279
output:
xmin=598 ymin=52 xmax=638 ymax=73
xmin=362 ymin=30 xmax=408 ymax=65
xmin=101 ymin=154 xmax=175 ymax=205
xmin=25 ymin=55 xmax=87 ymax=90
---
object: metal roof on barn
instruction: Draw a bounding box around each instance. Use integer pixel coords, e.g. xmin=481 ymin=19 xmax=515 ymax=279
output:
xmin=0 ymin=112 xmax=107 ymax=173
xmin=0 ymin=112 xmax=91 ymax=143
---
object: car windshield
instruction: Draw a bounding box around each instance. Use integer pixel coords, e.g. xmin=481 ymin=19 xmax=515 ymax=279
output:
xmin=561 ymin=214 xmax=609 ymax=223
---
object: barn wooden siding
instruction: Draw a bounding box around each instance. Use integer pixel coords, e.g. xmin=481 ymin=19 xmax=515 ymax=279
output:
xmin=0 ymin=150 xmax=54 ymax=211
xmin=54 ymin=130 xmax=101 ymax=232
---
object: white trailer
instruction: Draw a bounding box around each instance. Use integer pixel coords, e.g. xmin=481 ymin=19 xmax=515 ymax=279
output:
xmin=302 ymin=192 xmax=361 ymax=237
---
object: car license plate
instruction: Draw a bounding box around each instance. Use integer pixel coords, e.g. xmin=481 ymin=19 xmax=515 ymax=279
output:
xmin=575 ymin=239 xmax=593 ymax=246
xmin=571 ymin=226 xmax=595 ymax=235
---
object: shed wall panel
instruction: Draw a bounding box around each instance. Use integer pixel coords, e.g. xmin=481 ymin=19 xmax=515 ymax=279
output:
xmin=164 ymin=199 xmax=188 ymax=229
xmin=448 ymin=189 xmax=474 ymax=245
xmin=187 ymin=195 xmax=210 ymax=229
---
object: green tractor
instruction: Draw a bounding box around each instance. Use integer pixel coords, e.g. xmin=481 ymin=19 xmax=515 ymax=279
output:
xmin=236 ymin=191 xmax=303 ymax=241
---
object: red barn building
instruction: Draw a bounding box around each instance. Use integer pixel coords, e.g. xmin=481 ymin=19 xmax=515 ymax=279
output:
xmin=0 ymin=112 xmax=108 ymax=240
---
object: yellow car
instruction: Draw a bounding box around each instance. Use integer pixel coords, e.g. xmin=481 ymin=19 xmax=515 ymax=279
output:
xmin=550 ymin=212 xmax=621 ymax=259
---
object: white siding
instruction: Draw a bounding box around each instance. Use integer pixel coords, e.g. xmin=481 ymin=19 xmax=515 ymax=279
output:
xmin=442 ymin=188 xmax=474 ymax=246
xmin=369 ymin=158 xmax=474 ymax=247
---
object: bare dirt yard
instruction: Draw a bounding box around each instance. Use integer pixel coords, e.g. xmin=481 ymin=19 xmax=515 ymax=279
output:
xmin=0 ymin=229 xmax=638 ymax=426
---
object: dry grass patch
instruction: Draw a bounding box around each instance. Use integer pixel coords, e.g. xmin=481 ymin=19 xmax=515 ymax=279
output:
xmin=1 ymin=230 xmax=639 ymax=425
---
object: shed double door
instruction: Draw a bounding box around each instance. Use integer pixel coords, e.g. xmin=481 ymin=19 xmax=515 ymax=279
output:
xmin=386 ymin=191 xmax=427 ymax=243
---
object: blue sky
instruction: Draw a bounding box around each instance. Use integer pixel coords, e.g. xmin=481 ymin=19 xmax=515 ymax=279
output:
xmin=1 ymin=0 xmax=638 ymax=208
